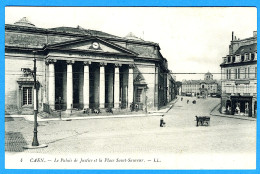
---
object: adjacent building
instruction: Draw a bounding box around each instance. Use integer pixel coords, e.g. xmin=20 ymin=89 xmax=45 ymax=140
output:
xmin=220 ymin=31 xmax=257 ymax=117
xmin=5 ymin=17 xmax=176 ymax=115
xmin=181 ymin=72 xmax=219 ymax=97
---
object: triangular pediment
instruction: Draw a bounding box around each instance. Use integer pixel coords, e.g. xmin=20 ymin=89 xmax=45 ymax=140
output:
xmin=46 ymin=37 xmax=137 ymax=56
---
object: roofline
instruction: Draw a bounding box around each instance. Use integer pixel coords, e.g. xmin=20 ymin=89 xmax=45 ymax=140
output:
xmin=220 ymin=60 xmax=257 ymax=68
xmin=5 ymin=24 xmax=159 ymax=47
xmin=231 ymin=36 xmax=257 ymax=43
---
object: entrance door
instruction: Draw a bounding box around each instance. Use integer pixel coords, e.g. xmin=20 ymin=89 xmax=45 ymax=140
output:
xmin=134 ymin=87 xmax=144 ymax=110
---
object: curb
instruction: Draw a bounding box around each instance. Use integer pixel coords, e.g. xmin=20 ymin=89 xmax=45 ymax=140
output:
xmin=150 ymin=97 xmax=179 ymax=114
xmin=6 ymin=113 xmax=164 ymax=122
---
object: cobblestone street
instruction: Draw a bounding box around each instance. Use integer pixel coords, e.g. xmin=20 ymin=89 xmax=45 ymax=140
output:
xmin=5 ymin=96 xmax=256 ymax=169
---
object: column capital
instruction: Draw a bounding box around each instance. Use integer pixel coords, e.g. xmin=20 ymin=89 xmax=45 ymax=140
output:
xmin=115 ymin=63 xmax=122 ymax=68
xmin=66 ymin=60 xmax=75 ymax=65
xmin=129 ymin=64 xmax=135 ymax=69
xmin=83 ymin=61 xmax=91 ymax=66
xmin=46 ymin=59 xmax=57 ymax=65
xmin=100 ymin=62 xmax=107 ymax=67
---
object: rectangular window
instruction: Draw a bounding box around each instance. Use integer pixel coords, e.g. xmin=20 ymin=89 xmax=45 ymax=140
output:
xmin=245 ymin=68 xmax=247 ymax=79
xmin=235 ymin=69 xmax=237 ymax=79
xmin=238 ymin=68 xmax=240 ymax=79
xmin=226 ymin=69 xmax=229 ymax=79
xmin=229 ymin=69 xmax=231 ymax=79
xmin=255 ymin=67 xmax=257 ymax=78
xmin=23 ymin=87 xmax=32 ymax=105
xmin=248 ymin=67 xmax=250 ymax=78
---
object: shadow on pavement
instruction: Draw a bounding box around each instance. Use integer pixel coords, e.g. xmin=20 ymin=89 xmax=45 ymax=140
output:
xmin=5 ymin=117 xmax=14 ymax=122
xmin=5 ymin=131 xmax=27 ymax=152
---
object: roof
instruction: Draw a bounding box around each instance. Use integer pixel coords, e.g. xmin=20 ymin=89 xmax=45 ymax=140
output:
xmin=205 ymin=72 xmax=212 ymax=76
xmin=48 ymin=26 xmax=121 ymax=38
xmin=182 ymin=79 xmax=217 ymax=85
xmin=234 ymin=43 xmax=257 ymax=55
xmin=125 ymin=32 xmax=143 ymax=41
xmin=14 ymin=17 xmax=35 ymax=27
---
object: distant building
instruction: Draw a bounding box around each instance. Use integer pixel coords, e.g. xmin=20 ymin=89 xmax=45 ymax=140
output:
xmin=5 ymin=17 xmax=176 ymax=114
xmin=220 ymin=31 xmax=257 ymax=117
xmin=181 ymin=72 xmax=219 ymax=97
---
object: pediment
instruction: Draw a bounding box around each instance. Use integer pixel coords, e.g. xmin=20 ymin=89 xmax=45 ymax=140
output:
xmin=46 ymin=37 xmax=137 ymax=56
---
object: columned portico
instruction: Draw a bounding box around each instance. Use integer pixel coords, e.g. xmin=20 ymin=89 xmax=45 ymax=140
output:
xmin=47 ymin=59 xmax=57 ymax=110
xmin=128 ymin=64 xmax=134 ymax=108
xmin=83 ymin=61 xmax=91 ymax=109
xmin=99 ymin=62 xmax=107 ymax=108
xmin=67 ymin=60 xmax=74 ymax=110
xmin=114 ymin=63 xmax=121 ymax=108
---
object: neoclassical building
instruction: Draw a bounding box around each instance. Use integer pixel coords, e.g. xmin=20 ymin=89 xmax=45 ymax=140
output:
xmin=5 ymin=17 xmax=176 ymax=114
xmin=181 ymin=72 xmax=219 ymax=97
xmin=220 ymin=31 xmax=257 ymax=117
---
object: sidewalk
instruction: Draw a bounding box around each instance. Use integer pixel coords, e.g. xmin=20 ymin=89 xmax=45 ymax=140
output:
xmin=210 ymin=103 xmax=256 ymax=121
xmin=6 ymin=112 xmax=164 ymax=122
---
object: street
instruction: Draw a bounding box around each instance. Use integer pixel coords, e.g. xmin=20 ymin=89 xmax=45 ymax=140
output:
xmin=5 ymin=96 xmax=256 ymax=169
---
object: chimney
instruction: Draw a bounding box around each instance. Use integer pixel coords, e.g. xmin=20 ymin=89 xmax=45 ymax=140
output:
xmin=253 ymin=31 xmax=257 ymax=37
xmin=232 ymin=31 xmax=234 ymax=41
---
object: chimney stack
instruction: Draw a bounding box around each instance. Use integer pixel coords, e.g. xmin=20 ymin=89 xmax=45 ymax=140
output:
xmin=232 ymin=31 xmax=234 ymax=41
xmin=253 ymin=31 xmax=257 ymax=37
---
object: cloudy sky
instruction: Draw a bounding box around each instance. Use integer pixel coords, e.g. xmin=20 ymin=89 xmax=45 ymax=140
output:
xmin=5 ymin=7 xmax=257 ymax=81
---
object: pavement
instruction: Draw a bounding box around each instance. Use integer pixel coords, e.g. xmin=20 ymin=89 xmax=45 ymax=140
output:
xmin=5 ymin=98 xmax=178 ymax=122
xmin=5 ymin=96 xmax=256 ymax=169
xmin=210 ymin=103 xmax=257 ymax=121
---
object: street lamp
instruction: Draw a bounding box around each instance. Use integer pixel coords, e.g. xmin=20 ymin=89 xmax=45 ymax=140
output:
xmin=23 ymin=51 xmax=47 ymax=149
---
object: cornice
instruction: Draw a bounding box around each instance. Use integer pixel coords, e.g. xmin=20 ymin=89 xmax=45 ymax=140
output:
xmin=220 ymin=60 xmax=257 ymax=68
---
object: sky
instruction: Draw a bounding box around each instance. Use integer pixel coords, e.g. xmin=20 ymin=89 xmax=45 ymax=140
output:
xmin=5 ymin=7 xmax=257 ymax=81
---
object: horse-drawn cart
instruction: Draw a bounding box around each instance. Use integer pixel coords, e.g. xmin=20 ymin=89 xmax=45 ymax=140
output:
xmin=195 ymin=116 xmax=210 ymax=126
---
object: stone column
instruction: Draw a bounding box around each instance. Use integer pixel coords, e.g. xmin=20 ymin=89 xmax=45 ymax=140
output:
xmin=99 ymin=62 xmax=107 ymax=108
xmin=47 ymin=59 xmax=56 ymax=110
xmin=83 ymin=61 xmax=91 ymax=109
xmin=128 ymin=64 xmax=134 ymax=108
xmin=114 ymin=63 xmax=121 ymax=109
xmin=66 ymin=60 xmax=75 ymax=111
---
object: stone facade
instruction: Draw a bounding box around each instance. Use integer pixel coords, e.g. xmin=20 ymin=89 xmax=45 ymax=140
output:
xmin=181 ymin=72 xmax=219 ymax=97
xmin=220 ymin=31 xmax=257 ymax=117
xmin=5 ymin=17 xmax=176 ymax=114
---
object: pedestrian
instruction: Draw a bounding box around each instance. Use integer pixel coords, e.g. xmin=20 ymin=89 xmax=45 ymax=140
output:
xmin=181 ymin=97 xmax=183 ymax=101
xmin=187 ymin=100 xmax=189 ymax=104
xmin=160 ymin=116 xmax=166 ymax=127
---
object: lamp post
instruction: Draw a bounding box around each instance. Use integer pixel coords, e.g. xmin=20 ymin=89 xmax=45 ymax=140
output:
xmin=23 ymin=51 xmax=47 ymax=149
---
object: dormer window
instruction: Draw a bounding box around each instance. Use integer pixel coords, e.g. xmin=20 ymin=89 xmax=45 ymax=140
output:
xmin=232 ymin=56 xmax=235 ymax=63
xmin=228 ymin=56 xmax=231 ymax=63
xmin=251 ymin=53 xmax=255 ymax=60
xmin=241 ymin=55 xmax=245 ymax=62
xmin=245 ymin=54 xmax=249 ymax=61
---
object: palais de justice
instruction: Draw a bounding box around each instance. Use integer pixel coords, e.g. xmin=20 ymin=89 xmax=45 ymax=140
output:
xmin=5 ymin=17 xmax=177 ymax=114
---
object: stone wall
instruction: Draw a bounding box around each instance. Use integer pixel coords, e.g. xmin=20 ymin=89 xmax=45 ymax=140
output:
xmin=135 ymin=64 xmax=156 ymax=111
xmin=5 ymin=53 xmax=46 ymax=114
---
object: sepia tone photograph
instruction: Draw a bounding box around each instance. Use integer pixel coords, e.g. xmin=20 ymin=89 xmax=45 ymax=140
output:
xmin=4 ymin=7 xmax=257 ymax=169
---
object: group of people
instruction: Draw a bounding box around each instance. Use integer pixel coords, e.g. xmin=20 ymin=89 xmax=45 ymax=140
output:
xmin=181 ymin=97 xmax=196 ymax=104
